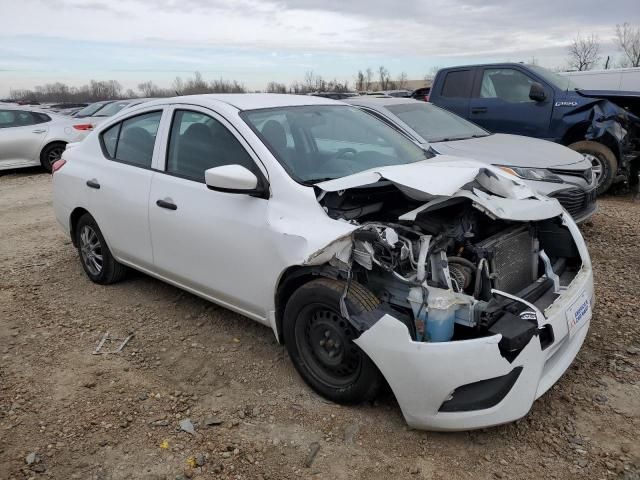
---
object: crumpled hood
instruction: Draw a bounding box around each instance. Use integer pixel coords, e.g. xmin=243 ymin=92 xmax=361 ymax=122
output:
xmin=430 ymin=134 xmax=589 ymax=169
xmin=317 ymin=157 xmax=565 ymax=221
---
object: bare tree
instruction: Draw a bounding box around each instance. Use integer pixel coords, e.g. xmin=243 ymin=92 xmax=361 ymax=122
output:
xmin=365 ymin=68 xmax=373 ymax=91
xmin=355 ymin=70 xmax=365 ymax=91
xmin=567 ymin=34 xmax=601 ymax=71
xmin=266 ymin=81 xmax=287 ymax=93
xmin=378 ymin=66 xmax=390 ymax=90
xmin=615 ymin=23 xmax=640 ymax=67
xmin=396 ymin=72 xmax=408 ymax=89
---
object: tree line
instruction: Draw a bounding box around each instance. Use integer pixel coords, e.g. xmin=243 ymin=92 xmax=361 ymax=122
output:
xmin=567 ymin=22 xmax=640 ymax=71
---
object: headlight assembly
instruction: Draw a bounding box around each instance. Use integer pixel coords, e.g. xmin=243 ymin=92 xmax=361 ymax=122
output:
xmin=498 ymin=166 xmax=564 ymax=183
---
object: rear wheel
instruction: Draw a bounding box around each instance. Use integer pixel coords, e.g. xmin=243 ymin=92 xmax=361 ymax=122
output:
xmin=283 ymin=278 xmax=383 ymax=404
xmin=40 ymin=142 xmax=66 ymax=173
xmin=568 ymin=140 xmax=617 ymax=194
xmin=75 ymin=213 xmax=127 ymax=284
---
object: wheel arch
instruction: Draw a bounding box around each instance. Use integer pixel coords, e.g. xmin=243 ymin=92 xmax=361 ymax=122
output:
xmin=561 ymin=122 xmax=621 ymax=163
xmin=273 ymin=265 xmax=344 ymax=344
xmin=69 ymin=207 xmax=91 ymax=247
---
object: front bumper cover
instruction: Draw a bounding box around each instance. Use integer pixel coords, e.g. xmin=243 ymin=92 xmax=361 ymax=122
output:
xmin=354 ymin=214 xmax=593 ymax=431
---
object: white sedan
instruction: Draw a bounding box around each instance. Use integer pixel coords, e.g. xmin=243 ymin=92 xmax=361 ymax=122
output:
xmin=52 ymin=94 xmax=594 ymax=430
xmin=0 ymin=105 xmax=91 ymax=172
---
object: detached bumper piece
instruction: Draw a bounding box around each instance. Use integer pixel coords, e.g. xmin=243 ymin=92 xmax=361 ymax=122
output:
xmin=439 ymin=367 xmax=523 ymax=412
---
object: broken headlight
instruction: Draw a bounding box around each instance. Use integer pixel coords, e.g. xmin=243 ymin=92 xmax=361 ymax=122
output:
xmin=498 ymin=166 xmax=564 ymax=183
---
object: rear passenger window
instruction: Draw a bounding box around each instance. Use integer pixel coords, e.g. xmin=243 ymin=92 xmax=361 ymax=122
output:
xmin=102 ymin=123 xmax=121 ymax=158
xmin=441 ymin=70 xmax=473 ymax=98
xmin=166 ymin=110 xmax=256 ymax=182
xmin=100 ymin=111 xmax=161 ymax=168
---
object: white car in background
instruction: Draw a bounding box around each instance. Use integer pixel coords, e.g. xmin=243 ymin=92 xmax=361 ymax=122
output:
xmin=53 ymin=94 xmax=593 ymax=430
xmin=0 ymin=105 xmax=92 ymax=172
xmin=81 ymin=98 xmax=155 ymax=128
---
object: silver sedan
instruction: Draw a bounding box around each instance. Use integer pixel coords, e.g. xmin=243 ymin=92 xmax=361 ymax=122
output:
xmin=0 ymin=105 xmax=90 ymax=172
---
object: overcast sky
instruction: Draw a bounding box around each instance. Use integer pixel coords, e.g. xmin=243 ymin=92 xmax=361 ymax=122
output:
xmin=1 ymin=0 xmax=638 ymax=96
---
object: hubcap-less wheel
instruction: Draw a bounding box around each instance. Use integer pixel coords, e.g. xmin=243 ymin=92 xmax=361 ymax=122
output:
xmin=46 ymin=146 xmax=65 ymax=169
xmin=583 ymin=153 xmax=603 ymax=185
xmin=295 ymin=305 xmax=362 ymax=387
xmin=79 ymin=225 xmax=103 ymax=275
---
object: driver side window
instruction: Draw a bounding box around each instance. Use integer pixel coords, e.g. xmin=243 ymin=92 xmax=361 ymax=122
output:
xmin=480 ymin=69 xmax=535 ymax=103
xmin=166 ymin=110 xmax=256 ymax=182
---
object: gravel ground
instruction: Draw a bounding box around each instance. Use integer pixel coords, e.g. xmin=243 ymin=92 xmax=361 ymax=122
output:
xmin=1 ymin=170 xmax=639 ymax=480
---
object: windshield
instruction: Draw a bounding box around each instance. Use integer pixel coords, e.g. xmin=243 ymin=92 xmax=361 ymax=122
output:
xmin=75 ymin=101 xmax=112 ymax=118
xmin=386 ymin=102 xmax=489 ymax=142
xmin=528 ymin=65 xmax=579 ymax=91
xmin=93 ymin=101 xmax=134 ymax=117
xmin=242 ymin=105 xmax=428 ymax=183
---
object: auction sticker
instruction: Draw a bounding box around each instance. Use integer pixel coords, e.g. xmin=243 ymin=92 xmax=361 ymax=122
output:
xmin=566 ymin=291 xmax=591 ymax=337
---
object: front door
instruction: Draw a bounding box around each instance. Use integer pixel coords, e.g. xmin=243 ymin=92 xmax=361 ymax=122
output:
xmin=468 ymin=67 xmax=553 ymax=139
xmin=0 ymin=110 xmax=48 ymax=167
xmin=148 ymin=107 xmax=271 ymax=318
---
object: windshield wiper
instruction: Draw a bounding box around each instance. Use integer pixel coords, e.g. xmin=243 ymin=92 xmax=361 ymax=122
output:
xmin=304 ymin=177 xmax=337 ymax=185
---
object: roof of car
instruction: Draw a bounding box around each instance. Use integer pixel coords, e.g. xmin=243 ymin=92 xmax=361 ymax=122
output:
xmin=344 ymin=97 xmax=420 ymax=108
xmin=143 ymin=93 xmax=342 ymax=111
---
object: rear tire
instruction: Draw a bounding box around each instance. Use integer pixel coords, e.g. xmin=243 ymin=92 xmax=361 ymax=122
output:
xmin=75 ymin=213 xmax=127 ymax=284
xmin=283 ymin=278 xmax=383 ymax=404
xmin=568 ymin=140 xmax=617 ymax=195
xmin=40 ymin=142 xmax=66 ymax=173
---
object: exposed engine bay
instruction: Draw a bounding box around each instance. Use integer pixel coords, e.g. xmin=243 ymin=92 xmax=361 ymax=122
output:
xmin=316 ymin=180 xmax=583 ymax=358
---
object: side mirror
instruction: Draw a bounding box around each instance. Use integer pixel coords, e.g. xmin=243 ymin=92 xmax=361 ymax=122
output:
xmin=205 ymin=165 xmax=265 ymax=196
xmin=529 ymin=82 xmax=546 ymax=102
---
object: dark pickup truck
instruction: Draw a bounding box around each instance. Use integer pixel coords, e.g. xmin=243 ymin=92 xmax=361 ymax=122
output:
xmin=429 ymin=63 xmax=640 ymax=194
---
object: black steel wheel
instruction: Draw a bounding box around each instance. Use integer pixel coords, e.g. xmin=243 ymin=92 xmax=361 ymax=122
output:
xmin=283 ymin=278 xmax=383 ymax=404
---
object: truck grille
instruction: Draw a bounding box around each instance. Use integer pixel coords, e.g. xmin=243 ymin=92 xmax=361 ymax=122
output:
xmin=477 ymin=227 xmax=536 ymax=295
xmin=550 ymin=188 xmax=596 ymax=218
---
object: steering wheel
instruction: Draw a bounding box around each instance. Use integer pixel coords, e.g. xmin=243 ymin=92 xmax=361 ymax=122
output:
xmin=334 ymin=148 xmax=357 ymax=159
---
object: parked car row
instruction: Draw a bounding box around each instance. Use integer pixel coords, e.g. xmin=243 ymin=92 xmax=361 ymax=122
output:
xmin=0 ymin=99 xmax=154 ymax=172
xmin=51 ymin=93 xmax=594 ymax=431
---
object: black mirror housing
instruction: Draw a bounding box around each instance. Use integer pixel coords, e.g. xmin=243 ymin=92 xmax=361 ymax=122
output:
xmin=529 ymin=82 xmax=546 ymax=102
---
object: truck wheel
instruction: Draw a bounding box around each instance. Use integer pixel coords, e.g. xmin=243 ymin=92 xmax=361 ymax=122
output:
xmin=283 ymin=278 xmax=383 ymax=404
xmin=568 ymin=141 xmax=617 ymax=194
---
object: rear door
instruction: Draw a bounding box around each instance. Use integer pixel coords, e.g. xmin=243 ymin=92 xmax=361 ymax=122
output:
xmin=468 ymin=67 xmax=553 ymax=138
xmin=431 ymin=69 xmax=475 ymax=117
xmin=0 ymin=110 xmax=49 ymax=167
xmin=87 ymin=109 xmax=164 ymax=269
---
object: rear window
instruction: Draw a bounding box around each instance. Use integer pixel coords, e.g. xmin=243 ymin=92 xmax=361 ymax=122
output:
xmin=441 ymin=70 xmax=473 ymax=98
xmin=100 ymin=111 xmax=162 ymax=168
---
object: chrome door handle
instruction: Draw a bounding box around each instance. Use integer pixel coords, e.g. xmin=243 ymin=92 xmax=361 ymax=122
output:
xmin=32 ymin=129 xmax=46 ymax=134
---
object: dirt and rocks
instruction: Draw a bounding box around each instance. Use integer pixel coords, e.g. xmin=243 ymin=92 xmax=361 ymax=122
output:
xmin=1 ymin=169 xmax=639 ymax=480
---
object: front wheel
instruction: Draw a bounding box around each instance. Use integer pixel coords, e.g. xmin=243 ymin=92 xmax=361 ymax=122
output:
xmin=283 ymin=278 xmax=383 ymax=404
xmin=568 ymin=140 xmax=617 ymax=195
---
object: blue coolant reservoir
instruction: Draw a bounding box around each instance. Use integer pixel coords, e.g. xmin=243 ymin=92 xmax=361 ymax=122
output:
xmin=408 ymin=287 xmax=459 ymax=342
xmin=426 ymin=299 xmax=457 ymax=342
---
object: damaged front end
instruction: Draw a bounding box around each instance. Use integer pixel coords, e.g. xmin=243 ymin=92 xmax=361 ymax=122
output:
xmin=307 ymin=162 xmax=593 ymax=430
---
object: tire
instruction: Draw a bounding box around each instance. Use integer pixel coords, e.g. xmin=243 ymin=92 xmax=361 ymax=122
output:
xmin=40 ymin=142 xmax=66 ymax=173
xmin=283 ymin=278 xmax=383 ymax=404
xmin=568 ymin=140 xmax=617 ymax=195
xmin=75 ymin=213 xmax=127 ymax=284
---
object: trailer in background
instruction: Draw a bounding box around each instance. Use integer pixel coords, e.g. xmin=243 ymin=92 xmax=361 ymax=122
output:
xmin=560 ymin=68 xmax=640 ymax=92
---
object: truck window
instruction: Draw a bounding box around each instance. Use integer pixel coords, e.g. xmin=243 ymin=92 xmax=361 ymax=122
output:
xmin=441 ymin=70 xmax=473 ymax=98
xmin=480 ymin=68 xmax=535 ymax=103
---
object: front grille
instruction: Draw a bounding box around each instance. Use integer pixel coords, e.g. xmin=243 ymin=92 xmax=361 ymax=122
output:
xmin=548 ymin=168 xmax=593 ymax=184
xmin=550 ymin=188 xmax=596 ymax=217
xmin=477 ymin=227 xmax=536 ymax=294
